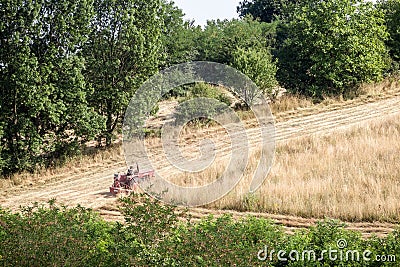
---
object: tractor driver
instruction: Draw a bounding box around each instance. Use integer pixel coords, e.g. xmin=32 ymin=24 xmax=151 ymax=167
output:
xmin=127 ymin=166 xmax=135 ymax=176
xmin=127 ymin=164 xmax=139 ymax=176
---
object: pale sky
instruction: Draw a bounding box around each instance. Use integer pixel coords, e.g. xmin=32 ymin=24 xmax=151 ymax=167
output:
xmin=172 ymin=0 xmax=242 ymax=27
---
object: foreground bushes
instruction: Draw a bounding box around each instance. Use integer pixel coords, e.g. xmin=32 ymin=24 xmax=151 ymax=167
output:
xmin=0 ymin=200 xmax=111 ymax=267
xmin=0 ymin=195 xmax=399 ymax=266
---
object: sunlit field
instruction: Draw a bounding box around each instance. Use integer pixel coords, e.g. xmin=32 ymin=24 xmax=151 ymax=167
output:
xmin=204 ymin=113 xmax=400 ymax=222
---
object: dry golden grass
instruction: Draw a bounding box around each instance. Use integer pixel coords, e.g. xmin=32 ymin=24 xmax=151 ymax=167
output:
xmin=2 ymin=78 xmax=399 ymax=210
xmin=358 ymin=75 xmax=400 ymax=97
xmin=205 ymin=113 xmax=400 ymax=223
xmin=0 ymin=144 xmax=124 ymax=190
xmin=164 ymin=158 xmax=226 ymax=187
xmin=270 ymin=94 xmax=315 ymax=114
xmin=270 ymin=76 xmax=400 ymax=120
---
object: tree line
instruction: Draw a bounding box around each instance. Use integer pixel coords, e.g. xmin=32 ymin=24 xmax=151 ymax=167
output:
xmin=1 ymin=0 xmax=399 ymax=176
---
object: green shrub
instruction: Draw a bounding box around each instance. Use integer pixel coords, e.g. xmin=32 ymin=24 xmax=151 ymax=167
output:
xmin=186 ymin=82 xmax=232 ymax=106
xmin=174 ymin=83 xmax=232 ymax=126
xmin=231 ymin=47 xmax=278 ymax=96
xmin=0 ymin=196 xmax=399 ymax=266
xmin=162 ymin=215 xmax=284 ymax=266
xmin=0 ymin=201 xmax=112 ymax=267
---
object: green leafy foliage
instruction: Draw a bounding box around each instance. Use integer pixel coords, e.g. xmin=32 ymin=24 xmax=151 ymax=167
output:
xmin=164 ymin=215 xmax=284 ymax=266
xmin=108 ymin=194 xmax=183 ymax=266
xmin=237 ymin=0 xmax=300 ymax=22
xmin=0 ymin=201 xmax=112 ymax=267
xmin=191 ymin=18 xmax=279 ymax=99
xmin=0 ymin=197 xmax=399 ymax=266
xmin=0 ymin=0 xmax=103 ymax=175
xmin=379 ymin=0 xmax=400 ymax=72
xmin=83 ymin=0 xmax=163 ymax=146
xmin=174 ymin=83 xmax=232 ymax=125
xmin=118 ymin=193 xmax=182 ymax=245
xmin=196 ymin=17 xmax=277 ymax=65
xmin=232 ymin=47 xmax=278 ymax=95
xmin=174 ymin=98 xmax=228 ymax=126
xmin=160 ymin=1 xmax=201 ymax=67
xmin=277 ymin=0 xmax=390 ymax=96
xmin=186 ymin=82 xmax=231 ymax=106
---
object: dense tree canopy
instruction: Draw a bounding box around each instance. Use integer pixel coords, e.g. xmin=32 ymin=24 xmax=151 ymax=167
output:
xmin=196 ymin=18 xmax=277 ymax=64
xmin=83 ymin=0 xmax=163 ymax=146
xmin=160 ymin=1 xmax=201 ymax=67
xmin=192 ymin=18 xmax=279 ymax=97
xmin=379 ymin=0 xmax=400 ymax=71
xmin=277 ymin=0 xmax=390 ymax=96
xmin=0 ymin=0 xmax=101 ymax=175
xmin=237 ymin=0 xmax=299 ymax=22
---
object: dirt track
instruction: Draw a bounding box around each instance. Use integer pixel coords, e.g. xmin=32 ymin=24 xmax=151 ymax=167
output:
xmin=1 ymin=92 xmax=400 ymax=237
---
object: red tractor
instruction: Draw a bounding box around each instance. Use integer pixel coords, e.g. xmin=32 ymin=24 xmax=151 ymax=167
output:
xmin=110 ymin=165 xmax=154 ymax=195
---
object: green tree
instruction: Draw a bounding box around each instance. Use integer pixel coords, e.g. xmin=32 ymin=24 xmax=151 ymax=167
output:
xmin=197 ymin=18 xmax=277 ymax=65
xmin=160 ymin=1 xmax=201 ymax=67
xmin=0 ymin=0 xmax=101 ymax=175
xmin=84 ymin=0 xmax=164 ymax=146
xmin=232 ymin=47 xmax=278 ymax=96
xmin=237 ymin=0 xmax=299 ymax=23
xmin=277 ymin=0 xmax=389 ymax=96
xmin=379 ymin=0 xmax=400 ymax=71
